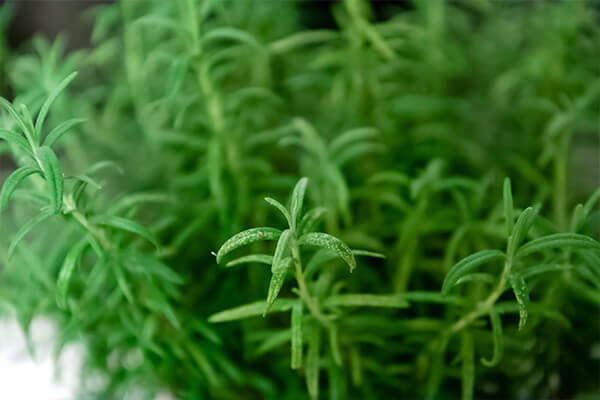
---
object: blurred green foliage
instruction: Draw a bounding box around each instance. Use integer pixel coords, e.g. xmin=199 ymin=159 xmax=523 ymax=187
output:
xmin=0 ymin=0 xmax=598 ymax=399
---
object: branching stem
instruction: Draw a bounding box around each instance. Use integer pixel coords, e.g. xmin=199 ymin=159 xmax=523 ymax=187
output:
xmin=71 ymin=210 xmax=112 ymax=250
xmin=445 ymin=257 xmax=512 ymax=337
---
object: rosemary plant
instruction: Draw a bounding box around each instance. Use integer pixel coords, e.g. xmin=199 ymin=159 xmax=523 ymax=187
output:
xmin=0 ymin=0 xmax=598 ymax=398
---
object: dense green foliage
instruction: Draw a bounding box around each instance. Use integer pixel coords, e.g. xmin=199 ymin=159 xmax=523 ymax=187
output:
xmin=0 ymin=0 xmax=599 ymax=399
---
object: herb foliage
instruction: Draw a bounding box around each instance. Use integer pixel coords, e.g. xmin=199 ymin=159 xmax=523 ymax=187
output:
xmin=0 ymin=0 xmax=598 ymax=399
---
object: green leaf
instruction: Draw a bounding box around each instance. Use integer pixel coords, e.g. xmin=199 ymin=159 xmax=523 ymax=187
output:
xmin=583 ymin=187 xmax=600 ymax=218
xmin=225 ymin=254 xmax=273 ymax=268
xmin=298 ymin=207 xmax=327 ymax=236
xmin=265 ymin=230 xmax=292 ymax=314
xmin=324 ymin=294 xmax=409 ymax=308
xmin=215 ymin=227 xmax=282 ymax=264
xmin=503 ymin=177 xmax=514 ymax=237
xmin=481 ymin=308 xmax=503 ymax=367
xmin=291 ymin=118 xmax=327 ymax=159
xmin=35 ymin=72 xmax=78 ymax=140
xmin=298 ymin=232 xmax=356 ymax=272
xmin=368 ymin=171 xmax=410 ymax=186
xmin=454 ymin=273 xmax=495 ymax=287
xmin=56 ymin=238 xmax=89 ymax=309
xmin=521 ymin=263 xmax=572 ymax=279
xmin=141 ymin=289 xmax=180 ymax=330
xmin=106 ymin=192 xmax=172 ymax=215
xmin=269 ymin=30 xmax=339 ymax=54
xmin=517 ymin=233 xmax=600 ymax=258
xmin=186 ymin=342 xmax=219 ymax=387
xmin=93 ymin=215 xmax=160 ymax=250
xmin=425 ymin=337 xmax=448 ymax=400
xmin=132 ymin=15 xmax=185 ymax=37
xmin=494 ymin=302 xmax=571 ymax=329
xmin=328 ymin=324 xmax=342 ymax=366
xmin=349 ymin=344 xmax=362 ymax=386
xmin=332 ymin=142 xmax=385 ymax=167
xmin=352 ymin=249 xmax=386 ymax=259
xmin=329 ymin=127 xmax=378 ymax=155
xmin=264 ymin=197 xmax=292 ymax=227
xmin=306 ymin=327 xmax=321 ymax=400
xmin=84 ymin=160 xmax=124 ymax=175
xmin=0 ymin=128 xmax=32 ymax=154
xmin=401 ymin=291 xmax=466 ymax=305
xmin=203 ymin=27 xmax=263 ymax=49
xmin=0 ymin=98 xmax=31 ymax=140
xmin=272 ymin=229 xmax=291 ymax=271
xmin=112 ymin=261 xmax=134 ymax=303
xmin=570 ymin=204 xmax=585 ymax=233
xmin=290 ymin=177 xmax=309 ymax=229
xmin=291 ymin=302 xmax=303 ymax=369
xmin=442 ymin=250 xmax=505 ymax=295
xmin=37 ymin=146 xmax=64 ymax=213
xmin=509 ymin=272 xmax=529 ymax=330
xmin=507 ymin=207 xmax=538 ymax=258
xmin=8 ymin=208 xmax=54 ymax=258
xmin=208 ymin=299 xmax=298 ymax=323
xmin=120 ymin=250 xmax=183 ymax=284
xmin=0 ymin=166 xmax=40 ymax=212
xmin=67 ymin=174 xmax=102 ymax=190
xmin=461 ymin=331 xmax=475 ymax=400
xmin=253 ymin=330 xmax=292 ymax=357
xmin=43 ymin=118 xmax=86 ymax=147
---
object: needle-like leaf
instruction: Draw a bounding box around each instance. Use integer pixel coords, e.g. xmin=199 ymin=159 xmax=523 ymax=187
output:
xmin=35 ymin=72 xmax=78 ymax=141
xmin=507 ymin=207 xmax=538 ymax=258
xmin=298 ymin=207 xmax=327 ymax=236
xmin=56 ymin=238 xmax=89 ymax=309
xmin=93 ymin=215 xmax=160 ymax=250
xmin=442 ymin=250 xmax=505 ymax=295
xmin=306 ymin=327 xmax=321 ymax=400
xmin=503 ymin=177 xmax=514 ymax=237
xmin=264 ymin=197 xmax=292 ymax=227
xmin=225 ymin=254 xmax=273 ymax=268
xmin=298 ymin=232 xmax=356 ymax=272
xmin=0 ymin=98 xmax=31 ymax=140
xmin=8 ymin=208 xmax=54 ymax=259
xmin=208 ymin=299 xmax=299 ymax=323
xmin=43 ymin=118 xmax=86 ymax=147
xmin=425 ymin=337 xmax=448 ymax=400
xmin=37 ymin=146 xmax=64 ymax=213
xmin=481 ymin=308 xmax=504 ymax=367
xmin=0 ymin=128 xmax=32 ymax=154
xmin=324 ymin=294 xmax=409 ymax=308
xmin=461 ymin=331 xmax=475 ymax=400
xmin=517 ymin=233 xmax=600 ymax=258
xmin=0 ymin=166 xmax=40 ymax=212
xmin=509 ymin=271 xmax=530 ymax=330
xmin=289 ymin=177 xmax=308 ymax=229
xmin=291 ymin=302 xmax=303 ymax=369
xmin=265 ymin=230 xmax=292 ymax=314
xmin=215 ymin=227 xmax=281 ymax=264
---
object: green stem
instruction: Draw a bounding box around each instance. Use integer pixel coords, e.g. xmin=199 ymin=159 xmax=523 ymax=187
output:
xmin=71 ymin=210 xmax=112 ymax=250
xmin=291 ymin=238 xmax=334 ymax=330
xmin=445 ymin=257 xmax=512 ymax=336
xmin=554 ymin=131 xmax=570 ymax=231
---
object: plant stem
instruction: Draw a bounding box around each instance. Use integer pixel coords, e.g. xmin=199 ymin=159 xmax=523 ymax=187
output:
xmin=71 ymin=209 xmax=112 ymax=250
xmin=444 ymin=257 xmax=512 ymax=336
xmin=554 ymin=131 xmax=570 ymax=231
xmin=291 ymin=238 xmax=333 ymax=330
